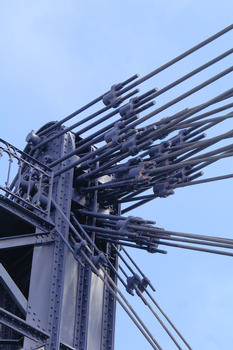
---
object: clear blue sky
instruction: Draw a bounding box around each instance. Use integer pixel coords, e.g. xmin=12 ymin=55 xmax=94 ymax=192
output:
xmin=1 ymin=1 xmax=233 ymax=349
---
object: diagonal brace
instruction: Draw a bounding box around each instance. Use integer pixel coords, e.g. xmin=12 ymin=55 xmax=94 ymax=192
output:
xmin=0 ymin=263 xmax=27 ymax=315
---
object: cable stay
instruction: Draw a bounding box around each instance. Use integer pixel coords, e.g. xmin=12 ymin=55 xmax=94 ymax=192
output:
xmin=76 ymin=209 xmax=233 ymax=257
xmin=120 ymin=245 xmax=191 ymax=348
xmin=115 ymin=246 xmax=193 ymax=350
xmin=52 ymin=199 xmax=196 ymax=349
xmin=37 ymin=74 xmax=139 ymax=137
xmin=31 ymin=24 xmax=233 ymax=144
xmin=25 ymin=25 xmax=233 ymax=189
xmin=33 ymin=45 xmax=233 ymax=153
xmin=52 ymin=199 xmax=163 ymax=350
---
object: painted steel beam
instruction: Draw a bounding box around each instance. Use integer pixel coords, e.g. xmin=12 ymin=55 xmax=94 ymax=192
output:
xmin=0 ymin=263 xmax=27 ymax=315
xmin=0 ymin=307 xmax=50 ymax=342
xmin=0 ymin=232 xmax=54 ymax=250
xmin=19 ymin=342 xmax=77 ymax=349
xmin=0 ymin=195 xmax=54 ymax=231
